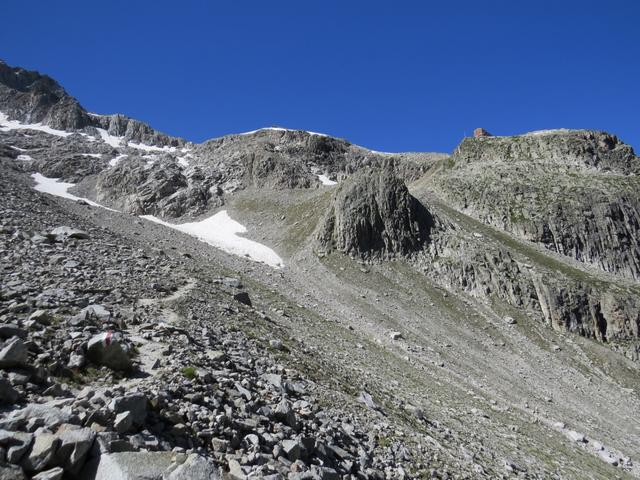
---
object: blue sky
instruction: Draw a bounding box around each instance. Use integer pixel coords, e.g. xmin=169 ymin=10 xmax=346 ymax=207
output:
xmin=2 ymin=1 xmax=638 ymax=153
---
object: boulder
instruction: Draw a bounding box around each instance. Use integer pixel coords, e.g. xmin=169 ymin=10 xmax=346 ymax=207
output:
xmin=29 ymin=310 xmax=52 ymax=326
xmin=0 ymin=463 xmax=26 ymax=480
xmin=0 ymin=325 xmax=27 ymax=340
xmin=81 ymin=451 xmax=175 ymax=480
xmin=0 ymin=379 xmax=19 ymax=404
xmin=31 ymin=467 xmax=64 ymax=480
xmin=49 ymin=227 xmax=89 ymax=241
xmin=0 ymin=338 xmax=29 ymax=369
xmin=232 ymin=292 xmax=252 ymax=307
xmin=113 ymin=411 xmax=133 ymax=434
xmin=281 ymin=439 xmax=304 ymax=461
xmin=53 ymin=424 xmax=96 ymax=475
xmin=86 ymin=332 xmax=132 ymax=371
xmin=162 ymin=454 xmax=219 ymax=479
xmin=108 ymin=393 xmax=147 ymax=426
xmin=21 ymin=431 xmax=59 ymax=473
xmin=0 ymin=430 xmax=33 ymax=464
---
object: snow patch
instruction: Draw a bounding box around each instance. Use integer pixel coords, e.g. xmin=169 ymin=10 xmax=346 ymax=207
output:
xmin=318 ymin=174 xmax=337 ymax=186
xmin=141 ymin=212 xmax=284 ymax=268
xmin=82 ymin=153 xmax=102 ymax=159
xmin=17 ymin=154 xmax=33 ymax=161
xmin=523 ymin=129 xmax=572 ymax=136
xmin=109 ymin=154 xmax=128 ymax=167
xmin=128 ymin=141 xmax=177 ymax=153
xmin=10 ymin=145 xmax=27 ymax=152
xmin=238 ymin=127 xmax=328 ymax=137
xmin=31 ymin=173 xmax=118 ymax=212
xmin=176 ymin=153 xmax=193 ymax=167
xmin=0 ymin=112 xmax=73 ymax=137
xmin=96 ymin=128 xmax=123 ymax=148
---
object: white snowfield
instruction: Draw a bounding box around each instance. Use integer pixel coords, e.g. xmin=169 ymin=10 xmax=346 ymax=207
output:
xmin=524 ymin=129 xmax=573 ymax=136
xmin=96 ymin=128 xmax=123 ymax=148
xmin=96 ymin=128 xmax=177 ymax=153
xmin=0 ymin=112 xmax=73 ymax=137
xmin=31 ymin=173 xmax=283 ymax=268
xmin=109 ymin=154 xmax=128 ymax=167
xmin=17 ymin=154 xmax=33 ymax=161
xmin=317 ymin=174 xmax=337 ymax=186
xmin=31 ymin=173 xmax=118 ymax=211
xmin=238 ymin=127 xmax=328 ymax=137
xmin=141 ymin=213 xmax=284 ymax=268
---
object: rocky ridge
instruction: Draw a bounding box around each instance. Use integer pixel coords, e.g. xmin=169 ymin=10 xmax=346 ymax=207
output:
xmin=430 ymin=131 xmax=640 ymax=280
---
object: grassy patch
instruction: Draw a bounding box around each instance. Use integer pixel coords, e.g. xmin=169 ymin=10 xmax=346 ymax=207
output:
xmin=181 ymin=366 xmax=197 ymax=379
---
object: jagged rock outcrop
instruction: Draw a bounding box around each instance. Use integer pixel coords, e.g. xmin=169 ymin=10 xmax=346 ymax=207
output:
xmin=315 ymin=166 xmax=433 ymax=258
xmin=95 ymin=159 xmax=218 ymax=217
xmin=431 ymin=130 xmax=640 ymax=279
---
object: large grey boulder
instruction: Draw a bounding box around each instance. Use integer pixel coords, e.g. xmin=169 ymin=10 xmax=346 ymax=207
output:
xmin=21 ymin=431 xmax=59 ymax=473
xmin=86 ymin=332 xmax=132 ymax=371
xmin=108 ymin=393 xmax=147 ymax=426
xmin=315 ymin=165 xmax=433 ymax=259
xmin=0 ymin=430 xmax=33 ymax=464
xmin=53 ymin=424 xmax=96 ymax=475
xmin=81 ymin=451 xmax=175 ymax=480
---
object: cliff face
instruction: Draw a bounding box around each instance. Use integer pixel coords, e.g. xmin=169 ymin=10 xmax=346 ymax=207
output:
xmin=417 ymin=220 xmax=640 ymax=359
xmin=315 ymin=166 xmax=433 ymax=259
xmin=430 ymin=130 xmax=640 ymax=280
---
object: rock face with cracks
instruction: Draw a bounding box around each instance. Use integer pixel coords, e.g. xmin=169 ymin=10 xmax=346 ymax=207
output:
xmin=315 ymin=165 xmax=433 ymax=259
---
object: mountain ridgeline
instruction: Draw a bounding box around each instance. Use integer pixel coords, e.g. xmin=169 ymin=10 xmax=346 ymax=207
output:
xmin=2 ymin=59 xmax=640 ymax=479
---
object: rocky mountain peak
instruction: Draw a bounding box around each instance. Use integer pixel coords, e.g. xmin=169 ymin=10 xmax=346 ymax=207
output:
xmin=454 ymin=128 xmax=639 ymax=175
xmin=0 ymin=60 xmax=92 ymax=130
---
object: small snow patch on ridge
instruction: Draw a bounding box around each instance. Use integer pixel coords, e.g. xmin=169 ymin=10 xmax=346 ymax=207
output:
xmin=97 ymin=128 xmax=123 ymax=148
xmin=318 ymin=174 xmax=337 ymax=186
xmin=0 ymin=112 xmax=74 ymax=137
xmin=238 ymin=127 xmax=328 ymax=137
xmin=109 ymin=154 xmax=128 ymax=167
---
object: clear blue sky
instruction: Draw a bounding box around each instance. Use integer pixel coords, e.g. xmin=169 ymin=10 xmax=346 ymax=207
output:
xmin=2 ymin=0 xmax=638 ymax=153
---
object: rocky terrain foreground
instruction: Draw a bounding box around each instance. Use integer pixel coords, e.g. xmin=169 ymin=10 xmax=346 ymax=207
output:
xmin=1 ymin=59 xmax=640 ymax=480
